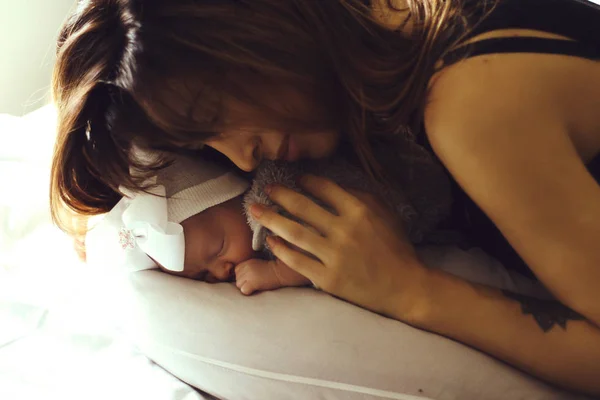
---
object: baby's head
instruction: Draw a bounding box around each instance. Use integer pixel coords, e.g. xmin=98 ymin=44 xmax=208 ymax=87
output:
xmin=154 ymin=155 xmax=256 ymax=282
xmin=178 ymin=196 xmax=255 ymax=282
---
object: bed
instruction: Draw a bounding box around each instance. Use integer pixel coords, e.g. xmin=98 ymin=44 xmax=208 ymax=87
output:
xmin=0 ymin=106 xmax=217 ymax=400
xmin=1 ymin=106 xmax=592 ymax=400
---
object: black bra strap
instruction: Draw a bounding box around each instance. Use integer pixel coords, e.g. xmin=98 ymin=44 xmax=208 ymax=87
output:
xmin=588 ymin=153 xmax=600 ymax=174
xmin=443 ymin=37 xmax=600 ymax=67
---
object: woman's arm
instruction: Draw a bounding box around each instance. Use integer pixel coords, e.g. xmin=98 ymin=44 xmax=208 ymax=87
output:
xmin=249 ymin=51 xmax=600 ymax=393
xmin=406 ymin=267 xmax=600 ymax=396
xmin=253 ymin=177 xmax=600 ymax=396
xmin=425 ymin=54 xmax=600 ymax=325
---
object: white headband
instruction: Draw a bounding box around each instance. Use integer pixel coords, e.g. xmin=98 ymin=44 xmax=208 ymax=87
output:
xmin=86 ymin=183 xmax=185 ymax=272
xmin=85 ymin=152 xmax=250 ymax=273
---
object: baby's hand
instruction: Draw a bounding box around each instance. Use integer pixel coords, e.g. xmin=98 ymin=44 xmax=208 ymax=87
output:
xmin=235 ymin=258 xmax=311 ymax=295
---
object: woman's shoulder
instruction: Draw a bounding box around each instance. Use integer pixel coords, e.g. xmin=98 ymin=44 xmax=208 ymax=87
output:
xmin=424 ymin=36 xmax=600 ymax=160
xmin=424 ymin=55 xmax=554 ymax=154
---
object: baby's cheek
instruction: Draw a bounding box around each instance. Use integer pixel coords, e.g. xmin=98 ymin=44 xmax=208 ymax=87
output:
xmin=182 ymin=254 xmax=206 ymax=279
xmin=231 ymin=235 xmax=259 ymax=264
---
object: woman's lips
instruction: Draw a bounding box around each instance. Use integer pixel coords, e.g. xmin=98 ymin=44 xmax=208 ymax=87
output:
xmin=276 ymin=135 xmax=289 ymax=160
xmin=286 ymin=135 xmax=300 ymax=162
xmin=277 ymin=134 xmax=300 ymax=162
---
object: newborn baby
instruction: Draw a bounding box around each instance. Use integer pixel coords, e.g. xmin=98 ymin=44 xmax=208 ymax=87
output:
xmin=164 ymin=154 xmax=552 ymax=299
xmin=86 ymin=152 xmax=550 ymax=300
xmin=146 ymin=155 xmax=353 ymax=293
xmin=156 ymin=146 xmax=455 ymax=295
xmin=85 ymin=153 xmax=311 ymax=291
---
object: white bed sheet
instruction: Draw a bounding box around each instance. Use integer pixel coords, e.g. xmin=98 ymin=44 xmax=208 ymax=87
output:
xmin=0 ymin=107 xmax=214 ymax=400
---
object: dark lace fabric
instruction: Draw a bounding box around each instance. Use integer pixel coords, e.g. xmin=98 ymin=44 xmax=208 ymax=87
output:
xmin=417 ymin=0 xmax=600 ymax=279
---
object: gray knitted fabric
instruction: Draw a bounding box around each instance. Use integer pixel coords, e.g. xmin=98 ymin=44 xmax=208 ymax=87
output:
xmin=154 ymin=155 xmax=249 ymax=224
xmin=155 ymin=156 xmax=228 ymax=198
xmin=244 ymin=137 xmax=454 ymax=257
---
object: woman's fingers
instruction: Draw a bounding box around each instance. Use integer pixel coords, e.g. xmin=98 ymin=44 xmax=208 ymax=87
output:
xmin=251 ymin=204 xmax=328 ymax=260
xmin=265 ymin=184 xmax=335 ymax=235
xmin=297 ymin=175 xmax=364 ymax=217
xmin=267 ymin=237 xmax=323 ymax=285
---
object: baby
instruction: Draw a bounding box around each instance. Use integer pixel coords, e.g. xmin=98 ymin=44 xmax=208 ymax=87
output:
xmin=86 ymin=152 xmax=551 ymax=300
xmin=85 ymin=152 xmax=306 ymax=293
xmin=153 ymin=155 xmax=310 ymax=293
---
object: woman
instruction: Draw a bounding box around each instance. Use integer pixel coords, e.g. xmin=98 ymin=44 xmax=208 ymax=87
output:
xmin=50 ymin=0 xmax=600 ymax=394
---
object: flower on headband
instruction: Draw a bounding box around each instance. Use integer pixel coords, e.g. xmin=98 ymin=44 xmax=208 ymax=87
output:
xmin=85 ymin=185 xmax=186 ymax=273
xmin=119 ymin=228 xmax=136 ymax=250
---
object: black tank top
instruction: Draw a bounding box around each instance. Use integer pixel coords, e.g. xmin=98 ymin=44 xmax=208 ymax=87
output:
xmin=418 ymin=0 xmax=600 ymax=279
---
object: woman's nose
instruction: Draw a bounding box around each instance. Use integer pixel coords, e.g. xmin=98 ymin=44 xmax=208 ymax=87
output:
xmin=233 ymin=149 xmax=259 ymax=172
xmin=207 ymin=136 xmax=260 ymax=172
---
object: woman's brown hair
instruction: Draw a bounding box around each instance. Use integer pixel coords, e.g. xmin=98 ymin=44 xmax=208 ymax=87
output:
xmin=51 ymin=0 xmax=495 ymax=234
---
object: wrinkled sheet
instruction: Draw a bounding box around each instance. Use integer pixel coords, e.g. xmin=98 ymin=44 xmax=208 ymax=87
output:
xmin=0 ymin=107 xmax=215 ymax=400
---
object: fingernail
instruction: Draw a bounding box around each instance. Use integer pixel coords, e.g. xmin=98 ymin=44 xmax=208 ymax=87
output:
xmin=264 ymin=184 xmax=273 ymax=195
xmin=266 ymin=236 xmax=278 ymax=247
xmin=250 ymin=204 xmax=264 ymax=218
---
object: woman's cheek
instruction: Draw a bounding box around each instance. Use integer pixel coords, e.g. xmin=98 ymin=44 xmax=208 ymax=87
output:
xmin=303 ymin=130 xmax=340 ymax=159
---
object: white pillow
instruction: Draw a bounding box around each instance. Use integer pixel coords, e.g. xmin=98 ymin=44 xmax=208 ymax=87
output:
xmin=0 ymin=107 xmax=55 ymax=252
xmin=117 ymin=254 xmax=589 ymax=400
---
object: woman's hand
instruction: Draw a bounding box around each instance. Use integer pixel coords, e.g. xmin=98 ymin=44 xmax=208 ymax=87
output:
xmin=249 ymin=175 xmax=430 ymax=319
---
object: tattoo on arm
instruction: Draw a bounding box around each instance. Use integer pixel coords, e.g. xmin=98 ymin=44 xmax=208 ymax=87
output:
xmin=502 ymin=290 xmax=585 ymax=332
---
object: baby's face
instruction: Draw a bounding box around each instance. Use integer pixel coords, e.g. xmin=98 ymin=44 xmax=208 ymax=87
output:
xmin=161 ymin=196 xmax=257 ymax=282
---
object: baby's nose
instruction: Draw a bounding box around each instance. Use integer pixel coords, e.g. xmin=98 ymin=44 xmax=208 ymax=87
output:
xmin=213 ymin=262 xmax=235 ymax=282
